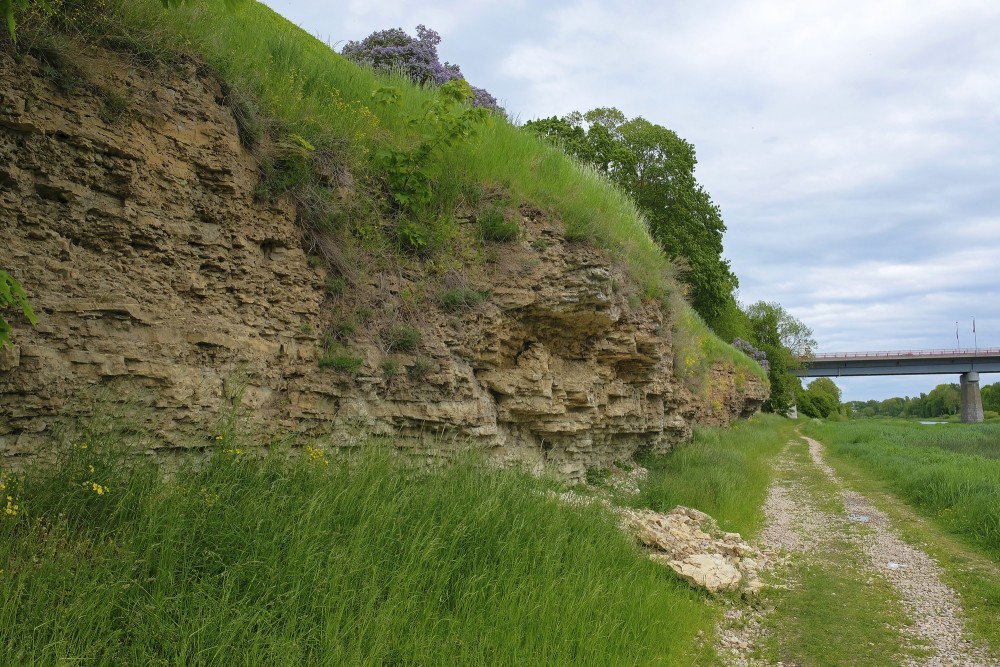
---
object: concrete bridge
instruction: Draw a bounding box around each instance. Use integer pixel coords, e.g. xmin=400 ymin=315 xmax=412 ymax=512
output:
xmin=792 ymin=348 xmax=1000 ymax=423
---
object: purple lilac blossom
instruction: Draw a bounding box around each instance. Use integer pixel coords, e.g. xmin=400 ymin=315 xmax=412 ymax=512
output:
xmin=342 ymin=25 xmax=501 ymax=112
xmin=733 ymin=338 xmax=770 ymax=373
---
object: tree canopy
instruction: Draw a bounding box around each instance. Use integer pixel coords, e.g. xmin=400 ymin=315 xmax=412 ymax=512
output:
xmin=740 ymin=301 xmax=815 ymax=414
xmin=524 ymin=109 xmax=738 ymax=327
xmin=798 ymin=377 xmax=842 ymax=418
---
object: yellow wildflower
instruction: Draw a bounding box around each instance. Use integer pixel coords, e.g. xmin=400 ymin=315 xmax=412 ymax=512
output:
xmin=85 ymin=482 xmax=109 ymax=495
xmin=3 ymin=495 xmax=18 ymax=517
xmin=304 ymin=445 xmax=330 ymax=466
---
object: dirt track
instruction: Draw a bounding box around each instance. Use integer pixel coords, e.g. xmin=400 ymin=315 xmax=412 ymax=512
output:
xmin=719 ymin=434 xmax=990 ymax=667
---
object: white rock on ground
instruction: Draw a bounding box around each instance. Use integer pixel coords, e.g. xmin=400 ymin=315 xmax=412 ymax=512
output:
xmin=621 ymin=506 xmax=766 ymax=594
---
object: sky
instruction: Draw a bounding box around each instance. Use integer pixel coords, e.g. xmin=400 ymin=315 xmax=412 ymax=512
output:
xmin=261 ymin=0 xmax=1000 ymax=401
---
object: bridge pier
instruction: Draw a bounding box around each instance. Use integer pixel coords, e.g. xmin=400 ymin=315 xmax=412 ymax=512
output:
xmin=960 ymin=372 xmax=984 ymax=423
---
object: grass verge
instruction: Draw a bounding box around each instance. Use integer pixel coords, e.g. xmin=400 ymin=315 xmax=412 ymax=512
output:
xmin=802 ymin=420 xmax=1000 ymax=556
xmin=1 ymin=437 xmax=718 ymax=666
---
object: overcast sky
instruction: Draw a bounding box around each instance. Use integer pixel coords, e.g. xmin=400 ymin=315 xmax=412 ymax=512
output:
xmin=261 ymin=0 xmax=1000 ymax=401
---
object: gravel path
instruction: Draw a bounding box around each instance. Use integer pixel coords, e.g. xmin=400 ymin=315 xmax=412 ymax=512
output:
xmin=718 ymin=434 xmax=990 ymax=667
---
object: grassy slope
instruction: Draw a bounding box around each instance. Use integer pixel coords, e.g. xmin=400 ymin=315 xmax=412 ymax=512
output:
xmin=635 ymin=414 xmax=794 ymax=536
xmin=100 ymin=0 xmax=764 ymax=384
xmin=0 ymin=415 xmax=800 ymax=666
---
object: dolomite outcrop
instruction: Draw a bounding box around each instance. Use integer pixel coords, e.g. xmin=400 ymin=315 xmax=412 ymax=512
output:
xmin=0 ymin=45 xmax=767 ymax=479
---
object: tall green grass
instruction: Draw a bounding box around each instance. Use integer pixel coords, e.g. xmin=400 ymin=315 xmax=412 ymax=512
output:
xmin=635 ymin=414 xmax=793 ymax=536
xmin=1 ymin=439 xmax=718 ymax=666
xmin=673 ymin=305 xmax=769 ymax=385
xmin=804 ymin=420 xmax=1000 ymax=557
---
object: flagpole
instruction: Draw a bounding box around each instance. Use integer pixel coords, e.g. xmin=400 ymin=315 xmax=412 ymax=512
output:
xmin=956 ymin=321 xmax=960 ymax=350
xmin=972 ymin=316 xmax=977 ymax=351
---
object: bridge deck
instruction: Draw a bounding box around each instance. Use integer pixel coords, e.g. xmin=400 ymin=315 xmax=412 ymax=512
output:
xmin=793 ymin=348 xmax=1000 ymax=377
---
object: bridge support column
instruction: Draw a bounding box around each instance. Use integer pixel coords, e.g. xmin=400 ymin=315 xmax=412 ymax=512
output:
xmin=960 ymin=372 xmax=984 ymax=423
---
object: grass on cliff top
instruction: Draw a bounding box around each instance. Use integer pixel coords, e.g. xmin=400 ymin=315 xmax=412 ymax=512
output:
xmin=673 ymin=304 xmax=769 ymax=384
xmin=0 ymin=436 xmax=718 ymax=666
xmin=35 ymin=0 xmax=764 ymax=383
xmin=96 ymin=0 xmax=669 ymax=294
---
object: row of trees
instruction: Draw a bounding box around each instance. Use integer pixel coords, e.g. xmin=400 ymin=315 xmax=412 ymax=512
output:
xmin=846 ymin=382 xmax=1000 ymax=419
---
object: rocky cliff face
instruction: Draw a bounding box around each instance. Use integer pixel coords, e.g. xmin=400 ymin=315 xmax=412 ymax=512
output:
xmin=0 ymin=46 xmax=766 ymax=479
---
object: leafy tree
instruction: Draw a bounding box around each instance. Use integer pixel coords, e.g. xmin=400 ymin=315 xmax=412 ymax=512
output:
xmin=525 ymin=108 xmax=738 ymax=327
xmin=983 ymin=382 xmax=1000 ymax=414
xmin=742 ymin=301 xmax=814 ymax=414
xmin=342 ymin=25 xmax=500 ymax=112
xmin=798 ymin=377 xmax=841 ymax=418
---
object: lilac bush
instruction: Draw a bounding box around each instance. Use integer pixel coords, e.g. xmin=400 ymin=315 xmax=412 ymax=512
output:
xmin=733 ymin=338 xmax=770 ymax=373
xmin=342 ymin=25 xmax=500 ymax=112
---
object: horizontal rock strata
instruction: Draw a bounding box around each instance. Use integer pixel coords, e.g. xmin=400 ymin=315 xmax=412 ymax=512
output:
xmin=0 ymin=45 xmax=766 ymax=478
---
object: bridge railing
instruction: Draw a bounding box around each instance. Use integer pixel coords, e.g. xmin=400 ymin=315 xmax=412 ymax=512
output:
xmin=802 ymin=348 xmax=1000 ymax=362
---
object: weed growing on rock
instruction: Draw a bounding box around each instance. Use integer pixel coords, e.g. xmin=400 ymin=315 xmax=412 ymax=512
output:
xmin=379 ymin=358 xmax=401 ymax=380
xmin=435 ymin=287 xmax=486 ymax=312
xmin=407 ymin=357 xmax=434 ymax=380
xmin=477 ymin=205 xmax=519 ymax=241
xmin=384 ymin=324 xmax=420 ymax=352
xmin=318 ymin=347 xmax=364 ymax=374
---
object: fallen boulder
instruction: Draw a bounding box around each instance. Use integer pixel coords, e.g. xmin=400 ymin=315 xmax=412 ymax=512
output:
xmin=621 ymin=506 xmax=765 ymax=594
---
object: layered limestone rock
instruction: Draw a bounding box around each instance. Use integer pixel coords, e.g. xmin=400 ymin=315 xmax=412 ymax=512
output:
xmin=0 ymin=45 xmax=767 ymax=478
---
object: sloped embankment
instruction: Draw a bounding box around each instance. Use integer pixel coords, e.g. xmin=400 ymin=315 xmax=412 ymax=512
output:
xmin=0 ymin=44 xmax=766 ymax=478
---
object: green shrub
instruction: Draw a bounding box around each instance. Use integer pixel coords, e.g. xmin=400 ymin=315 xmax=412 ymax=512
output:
xmin=585 ymin=467 xmax=611 ymax=487
xmin=318 ymin=348 xmax=364 ymax=373
xmin=385 ymin=324 xmax=421 ymax=352
xmin=323 ymin=319 xmax=355 ymax=344
xmin=98 ymin=86 xmax=134 ymax=125
xmin=407 ymin=357 xmax=435 ymax=380
xmin=379 ymin=358 xmax=401 ymax=379
xmin=324 ymin=276 xmax=348 ymax=295
xmin=477 ymin=206 xmax=519 ymax=241
xmin=435 ymin=287 xmax=487 ymax=312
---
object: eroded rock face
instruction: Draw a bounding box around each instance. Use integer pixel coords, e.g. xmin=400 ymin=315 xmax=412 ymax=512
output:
xmin=0 ymin=46 xmax=767 ymax=478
